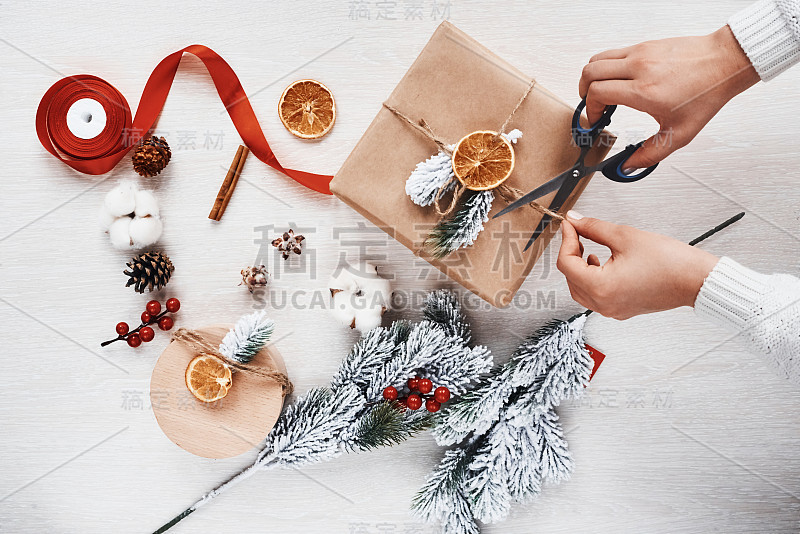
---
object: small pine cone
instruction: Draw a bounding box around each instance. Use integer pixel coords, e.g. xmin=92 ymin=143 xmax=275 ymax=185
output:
xmin=132 ymin=136 xmax=171 ymax=177
xmin=124 ymin=251 xmax=174 ymax=293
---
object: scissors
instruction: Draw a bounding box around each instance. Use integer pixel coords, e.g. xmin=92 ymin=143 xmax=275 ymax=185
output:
xmin=493 ymin=97 xmax=659 ymax=251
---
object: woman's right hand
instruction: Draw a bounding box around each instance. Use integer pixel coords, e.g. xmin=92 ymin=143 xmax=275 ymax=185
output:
xmin=579 ymin=25 xmax=759 ymax=171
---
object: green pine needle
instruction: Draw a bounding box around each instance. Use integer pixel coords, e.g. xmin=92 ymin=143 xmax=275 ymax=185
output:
xmin=350 ymin=401 xmax=433 ymax=451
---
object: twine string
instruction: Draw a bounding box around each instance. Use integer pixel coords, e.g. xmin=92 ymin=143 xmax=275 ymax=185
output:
xmin=496 ymin=79 xmax=536 ymax=140
xmin=496 ymin=183 xmax=563 ymax=221
xmin=172 ymin=328 xmax=294 ymax=396
xmin=434 ymin=177 xmax=466 ymax=218
xmin=383 ymin=79 xmax=562 ymax=222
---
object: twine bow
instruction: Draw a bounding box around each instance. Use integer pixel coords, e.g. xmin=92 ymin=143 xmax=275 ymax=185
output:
xmin=383 ymin=79 xmax=563 ymax=223
xmin=172 ymin=328 xmax=294 ymax=396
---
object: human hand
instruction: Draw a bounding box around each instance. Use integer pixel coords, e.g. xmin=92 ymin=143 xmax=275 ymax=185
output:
xmin=556 ymin=211 xmax=719 ymax=320
xmin=579 ymin=26 xmax=759 ymax=171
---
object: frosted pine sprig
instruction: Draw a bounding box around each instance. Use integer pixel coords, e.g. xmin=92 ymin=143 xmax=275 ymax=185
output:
xmin=416 ymin=313 xmax=593 ymax=533
xmin=406 ymin=147 xmax=456 ymax=207
xmin=424 ymin=289 xmax=471 ymax=343
xmin=426 ymin=190 xmax=494 ymax=259
xmin=219 ymin=310 xmax=275 ymax=364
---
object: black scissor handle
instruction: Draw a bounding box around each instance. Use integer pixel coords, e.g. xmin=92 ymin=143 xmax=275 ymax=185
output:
xmin=601 ymin=142 xmax=659 ymax=183
xmin=571 ymin=97 xmax=616 ymax=148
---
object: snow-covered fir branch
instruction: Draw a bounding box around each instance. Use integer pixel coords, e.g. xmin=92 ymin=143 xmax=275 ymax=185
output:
xmin=416 ymin=313 xmax=594 ymax=533
xmin=405 ymin=148 xmax=456 ymax=207
xmin=426 ymin=190 xmax=494 ymax=259
xmin=412 ymin=448 xmax=479 ymax=534
xmin=424 ymin=290 xmax=472 ymax=343
xmin=218 ymin=310 xmax=275 ymax=364
xmin=257 ymin=385 xmax=363 ymax=468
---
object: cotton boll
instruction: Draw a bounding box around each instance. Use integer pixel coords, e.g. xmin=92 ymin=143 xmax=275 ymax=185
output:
xmin=98 ymin=205 xmax=116 ymax=230
xmin=129 ymin=216 xmax=163 ymax=248
xmin=331 ymin=291 xmax=356 ymax=328
xmin=329 ymin=260 xmax=393 ymax=332
xmin=134 ymin=189 xmax=160 ymax=217
xmin=108 ymin=217 xmax=133 ymax=249
xmin=104 ymin=182 xmax=137 ymax=217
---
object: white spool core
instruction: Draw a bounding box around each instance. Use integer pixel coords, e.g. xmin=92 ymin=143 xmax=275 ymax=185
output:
xmin=66 ymin=98 xmax=107 ymax=139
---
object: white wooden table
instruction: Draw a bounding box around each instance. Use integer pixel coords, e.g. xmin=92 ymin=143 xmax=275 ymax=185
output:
xmin=2 ymin=1 xmax=799 ymax=532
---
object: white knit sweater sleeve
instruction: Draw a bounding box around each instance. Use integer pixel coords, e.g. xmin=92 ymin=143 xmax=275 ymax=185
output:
xmin=694 ymin=257 xmax=800 ymax=385
xmin=728 ymin=0 xmax=800 ymax=80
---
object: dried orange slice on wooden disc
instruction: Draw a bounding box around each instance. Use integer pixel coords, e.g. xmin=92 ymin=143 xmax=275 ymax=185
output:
xmin=278 ymin=79 xmax=336 ymax=139
xmin=185 ymin=354 xmax=232 ymax=403
xmin=452 ymin=130 xmax=515 ymax=191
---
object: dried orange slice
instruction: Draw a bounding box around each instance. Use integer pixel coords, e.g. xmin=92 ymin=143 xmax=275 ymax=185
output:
xmin=452 ymin=131 xmax=515 ymax=191
xmin=278 ymin=79 xmax=336 ymax=139
xmin=185 ymin=354 xmax=232 ymax=403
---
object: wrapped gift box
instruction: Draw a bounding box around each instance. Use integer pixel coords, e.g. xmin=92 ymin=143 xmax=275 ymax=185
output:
xmin=332 ymin=22 xmax=614 ymax=307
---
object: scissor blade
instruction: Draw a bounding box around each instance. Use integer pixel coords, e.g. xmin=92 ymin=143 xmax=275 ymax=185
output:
xmin=523 ymin=214 xmax=552 ymax=251
xmin=492 ymin=170 xmax=571 ymax=219
xmin=522 ymin=170 xmax=586 ymax=251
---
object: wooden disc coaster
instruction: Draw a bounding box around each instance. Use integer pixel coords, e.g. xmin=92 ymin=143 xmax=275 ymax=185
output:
xmin=150 ymin=324 xmax=287 ymax=458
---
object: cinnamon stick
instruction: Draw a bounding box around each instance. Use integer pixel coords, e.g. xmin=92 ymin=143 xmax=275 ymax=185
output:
xmin=209 ymin=145 xmax=247 ymax=220
xmin=215 ymin=146 xmax=249 ymax=220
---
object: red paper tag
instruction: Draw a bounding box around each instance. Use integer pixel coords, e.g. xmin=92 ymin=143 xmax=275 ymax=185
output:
xmin=586 ymin=344 xmax=606 ymax=382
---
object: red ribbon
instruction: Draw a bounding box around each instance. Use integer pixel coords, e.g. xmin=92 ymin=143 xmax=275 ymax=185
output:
xmin=36 ymin=45 xmax=333 ymax=195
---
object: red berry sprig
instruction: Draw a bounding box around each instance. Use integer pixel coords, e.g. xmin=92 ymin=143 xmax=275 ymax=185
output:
xmin=383 ymin=376 xmax=451 ymax=413
xmin=102 ymin=298 xmax=180 ymax=347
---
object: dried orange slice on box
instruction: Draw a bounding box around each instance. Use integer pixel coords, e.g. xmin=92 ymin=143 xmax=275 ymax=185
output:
xmin=185 ymin=354 xmax=232 ymax=403
xmin=278 ymin=79 xmax=336 ymax=139
xmin=452 ymin=130 xmax=515 ymax=190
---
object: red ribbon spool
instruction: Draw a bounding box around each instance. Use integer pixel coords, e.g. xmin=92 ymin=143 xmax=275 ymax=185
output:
xmin=36 ymin=45 xmax=333 ymax=195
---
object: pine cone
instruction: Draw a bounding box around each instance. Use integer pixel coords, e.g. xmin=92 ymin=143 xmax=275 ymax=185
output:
xmin=124 ymin=251 xmax=174 ymax=293
xmin=132 ymin=136 xmax=171 ymax=177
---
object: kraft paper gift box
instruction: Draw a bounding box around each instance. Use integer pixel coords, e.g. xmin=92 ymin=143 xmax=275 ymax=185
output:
xmin=331 ymin=21 xmax=614 ymax=307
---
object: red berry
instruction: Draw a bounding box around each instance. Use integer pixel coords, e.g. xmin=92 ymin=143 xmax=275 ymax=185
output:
xmin=383 ymin=386 xmax=398 ymax=401
xmin=141 ymin=311 xmax=152 ymax=324
xmin=146 ymin=300 xmax=161 ymax=316
xmin=395 ymin=397 xmax=408 ymax=410
xmin=434 ymin=387 xmax=451 ymax=403
xmin=115 ymin=322 xmax=129 ymax=336
xmin=426 ymin=399 xmax=441 ymax=413
xmin=165 ymin=298 xmax=181 ymax=313
xmin=418 ymin=378 xmax=433 ymax=394
xmin=139 ymin=326 xmax=155 ymax=342
xmin=407 ymin=394 xmax=423 ymax=411
xmin=126 ymin=333 xmax=142 ymax=347
xmin=407 ymin=377 xmax=420 ymax=391
xmin=158 ymin=316 xmax=174 ymax=331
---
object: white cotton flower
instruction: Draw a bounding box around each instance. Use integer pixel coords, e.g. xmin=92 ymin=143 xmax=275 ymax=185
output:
xmin=129 ymin=216 xmax=163 ymax=247
xmin=134 ymin=189 xmax=160 ymax=217
xmin=101 ymin=181 xmax=164 ymax=249
xmin=329 ymin=261 xmax=392 ymax=333
xmin=104 ymin=182 xmax=137 ymax=216
xmin=108 ymin=217 xmax=133 ymax=249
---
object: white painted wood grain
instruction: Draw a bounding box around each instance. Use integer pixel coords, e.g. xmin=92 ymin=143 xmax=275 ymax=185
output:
xmin=1 ymin=1 xmax=799 ymax=532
